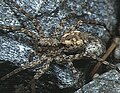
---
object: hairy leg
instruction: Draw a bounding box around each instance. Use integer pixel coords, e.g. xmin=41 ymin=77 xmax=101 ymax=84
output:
xmin=4 ymin=0 xmax=44 ymax=37
xmin=90 ymin=37 xmax=120 ymax=77
xmin=0 ymin=55 xmax=53 ymax=81
xmin=0 ymin=24 xmax=37 ymax=39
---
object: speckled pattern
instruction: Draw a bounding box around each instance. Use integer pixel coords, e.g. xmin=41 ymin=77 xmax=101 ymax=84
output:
xmin=0 ymin=1 xmax=19 ymax=26
xmin=0 ymin=36 xmax=33 ymax=65
xmin=0 ymin=0 xmax=115 ymax=66
xmin=0 ymin=0 xmax=119 ymax=92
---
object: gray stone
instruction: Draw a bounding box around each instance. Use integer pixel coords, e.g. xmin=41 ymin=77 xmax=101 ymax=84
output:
xmin=0 ymin=36 xmax=33 ymax=65
xmin=75 ymin=64 xmax=120 ymax=93
xmin=114 ymin=41 xmax=120 ymax=60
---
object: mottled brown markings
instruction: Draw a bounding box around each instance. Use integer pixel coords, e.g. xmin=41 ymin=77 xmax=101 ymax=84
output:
xmin=61 ymin=31 xmax=85 ymax=46
xmin=0 ymin=25 xmax=37 ymax=38
xmin=0 ymin=25 xmax=21 ymax=31
xmin=1 ymin=0 xmax=118 ymax=85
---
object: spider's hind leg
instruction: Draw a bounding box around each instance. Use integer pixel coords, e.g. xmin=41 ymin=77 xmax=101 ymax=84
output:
xmin=0 ymin=55 xmax=53 ymax=81
xmin=33 ymin=58 xmax=52 ymax=80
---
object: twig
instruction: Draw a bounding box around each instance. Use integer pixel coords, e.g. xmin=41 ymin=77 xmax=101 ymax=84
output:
xmin=90 ymin=37 xmax=120 ymax=77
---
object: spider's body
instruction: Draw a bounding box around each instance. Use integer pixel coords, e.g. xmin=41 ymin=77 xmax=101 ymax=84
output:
xmin=0 ymin=0 xmax=106 ymax=81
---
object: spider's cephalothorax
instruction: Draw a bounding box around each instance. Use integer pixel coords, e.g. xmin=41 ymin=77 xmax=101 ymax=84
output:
xmin=60 ymin=31 xmax=89 ymax=54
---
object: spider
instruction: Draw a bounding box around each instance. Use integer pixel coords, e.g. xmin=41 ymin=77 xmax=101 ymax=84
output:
xmin=0 ymin=0 xmax=119 ymax=82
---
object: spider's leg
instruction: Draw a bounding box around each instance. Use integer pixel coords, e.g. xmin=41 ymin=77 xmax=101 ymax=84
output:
xmin=75 ymin=19 xmax=111 ymax=36
xmin=90 ymin=37 xmax=120 ymax=77
xmin=3 ymin=2 xmax=36 ymax=38
xmin=0 ymin=24 xmax=37 ymax=39
xmin=62 ymin=53 xmax=120 ymax=73
xmin=33 ymin=57 xmax=53 ymax=80
xmin=56 ymin=54 xmax=78 ymax=74
xmin=4 ymin=0 xmax=27 ymax=29
xmin=25 ymin=57 xmax=53 ymax=93
xmin=0 ymin=66 xmax=25 ymax=81
xmin=0 ymin=24 xmax=21 ymax=31
xmin=3 ymin=1 xmax=38 ymax=39
xmin=0 ymin=55 xmax=49 ymax=81
xmin=67 ymin=61 xmax=78 ymax=75
xmin=6 ymin=0 xmax=44 ymax=37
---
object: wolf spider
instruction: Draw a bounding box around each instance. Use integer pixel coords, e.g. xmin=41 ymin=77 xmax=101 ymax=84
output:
xmin=0 ymin=0 xmax=120 ymax=82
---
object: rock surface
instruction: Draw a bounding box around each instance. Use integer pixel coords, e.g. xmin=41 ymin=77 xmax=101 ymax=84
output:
xmin=0 ymin=0 xmax=119 ymax=93
xmin=75 ymin=64 xmax=120 ymax=93
xmin=0 ymin=0 xmax=118 ymax=66
xmin=0 ymin=36 xmax=33 ymax=65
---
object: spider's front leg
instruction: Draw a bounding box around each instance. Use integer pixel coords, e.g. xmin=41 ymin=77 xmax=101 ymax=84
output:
xmin=6 ymin=0 xmax=44 ymax=37
xmin=2 ymin=1 xmax=38 ymax=39
xmin=0 ymin=25 xmax=21 ymax=31
xmin=0 ymin=24 xmax=37 ymax=39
